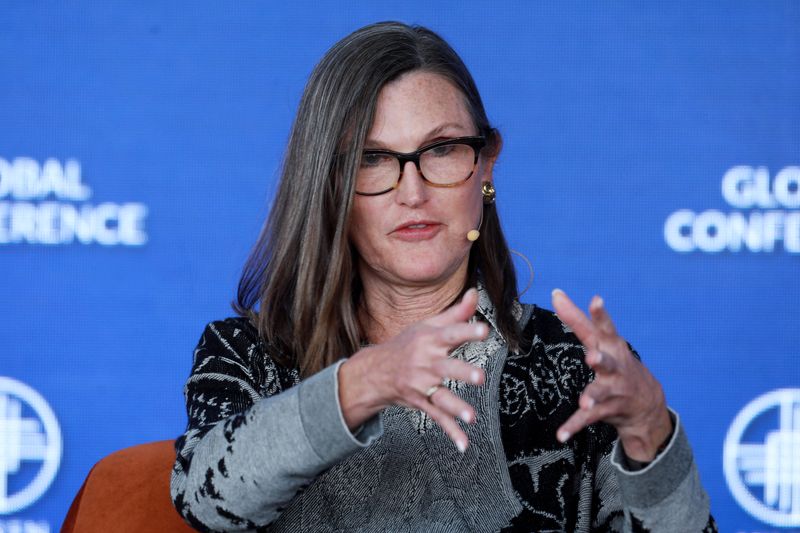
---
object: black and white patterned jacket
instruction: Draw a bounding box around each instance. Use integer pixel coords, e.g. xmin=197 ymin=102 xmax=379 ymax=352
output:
xmin=171 ymin=286 xmax=716 ymax=532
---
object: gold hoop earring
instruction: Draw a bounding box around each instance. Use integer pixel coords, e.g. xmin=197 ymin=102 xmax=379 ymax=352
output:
xmin=481 ymin=181 xmax=495 ymax=204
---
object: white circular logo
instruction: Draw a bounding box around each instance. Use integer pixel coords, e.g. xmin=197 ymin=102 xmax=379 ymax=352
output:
xmin=724 ymin=388 xmax=800 ymax=527
xmin=0 ymin=377 xmax=62 ymax=514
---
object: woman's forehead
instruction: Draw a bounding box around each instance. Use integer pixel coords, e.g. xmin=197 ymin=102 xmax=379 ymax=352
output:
xmin=366 ymin=71 xmax=474 ymax=149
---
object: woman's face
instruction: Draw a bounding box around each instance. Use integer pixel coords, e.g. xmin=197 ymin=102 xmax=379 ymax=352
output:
xmin=349 ymin=70 xmax=495 ymax=289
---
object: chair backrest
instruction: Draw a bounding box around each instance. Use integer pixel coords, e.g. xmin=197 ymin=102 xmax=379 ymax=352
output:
xmin=62 ymin=440 xmax=195 ymax=532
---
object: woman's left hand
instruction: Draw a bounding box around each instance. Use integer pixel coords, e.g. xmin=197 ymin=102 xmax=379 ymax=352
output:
xmin=551 ymin=289 xmax=673 ymax=462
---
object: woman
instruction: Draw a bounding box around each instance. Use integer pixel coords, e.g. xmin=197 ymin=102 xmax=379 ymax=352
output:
xmin=171 ymin=22 xmax=716 ymax=532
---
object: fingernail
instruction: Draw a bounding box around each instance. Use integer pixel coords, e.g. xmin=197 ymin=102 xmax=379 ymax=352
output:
xmin=456 ymin=440 xmax=467 ymax=453
xmin=557 ymin=430 xmax=570 ymax=443
xmin=585 ymin=397 xmax=595 ymax=409
xmin=461 ymin=410 xmax=472 ymax=424
xmin=551 ymin=288 xmax=565 ymax=298
xmin=475 ymin=324 xmax=487 ymax=336
xmin=471 ymin=370 xmax=481 ymax=384
xmin=596 ymin=296 xmax=604 ymax=308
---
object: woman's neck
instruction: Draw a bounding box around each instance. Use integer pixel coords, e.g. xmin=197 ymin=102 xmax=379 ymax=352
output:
xmin=359 ymin=264 xmax=469 ymax=345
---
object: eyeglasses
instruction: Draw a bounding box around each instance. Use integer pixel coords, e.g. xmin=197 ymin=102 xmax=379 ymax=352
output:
xmin=354 ymin=136 xmax=486 ymax=196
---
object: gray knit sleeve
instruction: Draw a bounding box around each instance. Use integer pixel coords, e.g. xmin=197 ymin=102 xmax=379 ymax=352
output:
xmin=170 ymin=321 xmax=383 ymax=532
xmin=609 ymin=409 xmax=716 ymax=532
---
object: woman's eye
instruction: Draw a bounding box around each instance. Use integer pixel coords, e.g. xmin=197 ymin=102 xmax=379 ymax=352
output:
xmin=360 ymin=153 xmax=390 ymax=168
xmin=428 ymin=144 xmax=456 ymax=157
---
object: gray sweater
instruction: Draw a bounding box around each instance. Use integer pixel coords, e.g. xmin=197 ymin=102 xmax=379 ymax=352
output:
xmin=171 ymin=289 xmax=716 ymax=532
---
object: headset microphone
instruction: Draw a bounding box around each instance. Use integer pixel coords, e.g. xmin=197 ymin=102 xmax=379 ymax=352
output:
xmin=467 ymin=206 xmax=483 ymax=242
xmin=467 ymin=181 xmax=494 ymax=242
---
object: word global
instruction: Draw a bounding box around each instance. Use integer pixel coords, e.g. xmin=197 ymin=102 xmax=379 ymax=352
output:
xmin=0 ymin=157 xmax=88 ymax=201
xmin=665 ymin=166 xmax=800 ymax=254
xmin=0 ymin=157 xmax=147 ymax=246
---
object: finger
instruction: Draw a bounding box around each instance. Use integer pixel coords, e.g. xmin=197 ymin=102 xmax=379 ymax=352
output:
xmin=435 ymin=322 xmax=488 ymax=349
xmin=556 ymin=407 xmax=593 ymax=443
xmin=551 ymin=289 xmax=596 ymax=348
xmin=409 ymin=393 xmax=469 ymax=452
xmin=557 ymin=399 xmax=625 ymax=442
xmin=579 ymin=381 xmax=616 ymax=410
xmin=428 ymin=287 xmax=479 ymax=326
xmin=432 ymin=358 xmax=485 ymax=386
xmin=430 ymin=388 xmax=477 ymax=425
xmin=585 ymin=348 xmax=620 ymax=375
xmin=589 ymin=296 xmax=618 ymax=337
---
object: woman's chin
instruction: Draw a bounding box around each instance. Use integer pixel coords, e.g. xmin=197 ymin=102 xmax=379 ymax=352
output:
xmin=358 ymin=251 xmax=470 ymax=288
xmin=387 ymin=261 xmax=467 ymax=287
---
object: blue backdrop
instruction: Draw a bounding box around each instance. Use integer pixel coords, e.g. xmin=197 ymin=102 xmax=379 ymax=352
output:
xmin=2 ymin=2 xmax=798 ymax=531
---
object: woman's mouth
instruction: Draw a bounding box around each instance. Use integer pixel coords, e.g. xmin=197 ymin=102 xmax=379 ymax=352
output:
xmin=391 ymin=221 xmax=442 ymax=241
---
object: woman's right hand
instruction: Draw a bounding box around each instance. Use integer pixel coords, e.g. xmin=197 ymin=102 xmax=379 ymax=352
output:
xmin=338 ymin=288 xmax=488 ymax=452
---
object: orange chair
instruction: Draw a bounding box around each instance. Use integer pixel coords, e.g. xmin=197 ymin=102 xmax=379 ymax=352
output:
xmin=62 ymin=440 xmax=195 ymax=532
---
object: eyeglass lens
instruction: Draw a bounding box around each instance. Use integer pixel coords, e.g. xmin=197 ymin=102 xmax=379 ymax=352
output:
xmin=356 ymin=142 xmax=476 ymax=195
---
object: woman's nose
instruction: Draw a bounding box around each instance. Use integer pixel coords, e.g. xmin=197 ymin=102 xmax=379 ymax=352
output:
xmin=394 ymin=161 xmax=428 ymax=207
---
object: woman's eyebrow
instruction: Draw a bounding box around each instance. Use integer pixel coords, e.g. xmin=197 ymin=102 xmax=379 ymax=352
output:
xmin=364 ymin=122 xmax=471 ymax=150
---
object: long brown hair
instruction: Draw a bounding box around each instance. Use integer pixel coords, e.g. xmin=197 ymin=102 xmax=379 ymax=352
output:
xmin=234 ymin=22 xmax=520 ymax=377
